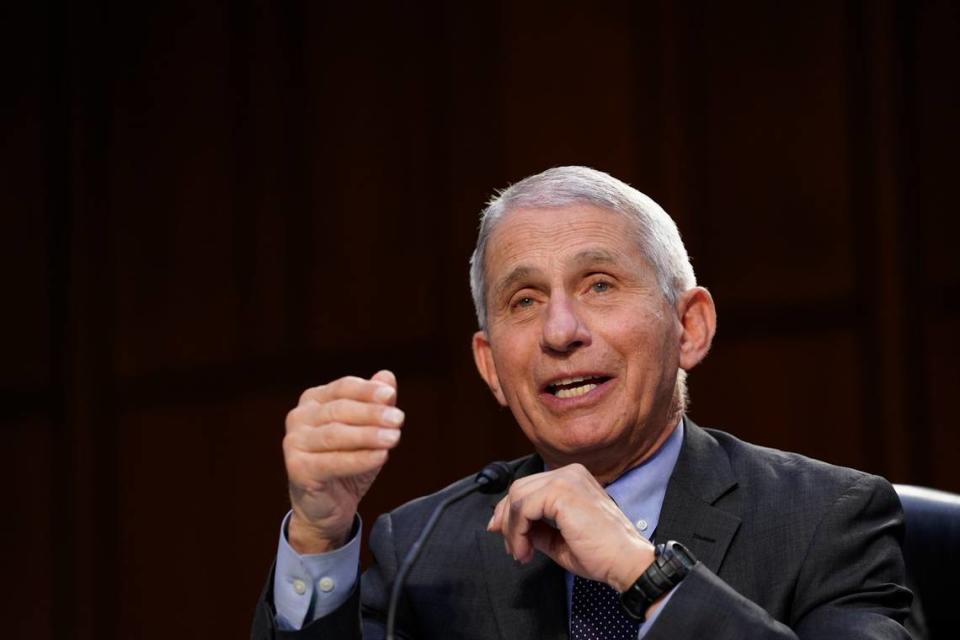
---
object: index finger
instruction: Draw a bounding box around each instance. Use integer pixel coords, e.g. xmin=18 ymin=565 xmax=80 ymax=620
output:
xmin=300 ymin=375 xmax=397 ymax=406
xmin=370 ymin=369 xmax=397 ymax=390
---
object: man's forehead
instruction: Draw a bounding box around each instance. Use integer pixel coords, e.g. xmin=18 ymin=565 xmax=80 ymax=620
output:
xmin=483 ymin=204 xmax=643 ymax=281
xmin=494 ymin=247 xmax=620 ymax=270
xmin=487 ymin=205 xmax=626 ymax=251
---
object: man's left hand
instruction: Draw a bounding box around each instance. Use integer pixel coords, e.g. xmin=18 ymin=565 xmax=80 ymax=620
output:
xmin=487 ymin=463 xmax=655 ymax=592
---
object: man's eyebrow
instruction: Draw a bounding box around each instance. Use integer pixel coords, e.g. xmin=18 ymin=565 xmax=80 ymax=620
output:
xmin=492 ymin=265 xmax=538 ymax=302
xmin=491 ymin=250 xmax=624 ymax=301
xmin=572 ymin=248 xmax=618 ymax=267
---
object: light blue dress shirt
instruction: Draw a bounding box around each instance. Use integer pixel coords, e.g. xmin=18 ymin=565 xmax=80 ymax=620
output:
xmin=274 ymin=420 xmax=685 ymax=636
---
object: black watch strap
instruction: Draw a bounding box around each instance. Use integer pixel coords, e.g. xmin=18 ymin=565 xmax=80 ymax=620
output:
xmin=619 ymin=540 xmax=696 ymax=622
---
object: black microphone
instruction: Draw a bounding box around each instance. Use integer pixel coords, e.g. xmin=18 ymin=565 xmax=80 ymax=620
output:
xmin=385 ymin=461 xmax=515 ymax=640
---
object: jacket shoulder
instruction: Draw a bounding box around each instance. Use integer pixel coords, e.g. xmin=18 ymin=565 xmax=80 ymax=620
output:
xmin=699 ymin=425 xmax=899 ymax=518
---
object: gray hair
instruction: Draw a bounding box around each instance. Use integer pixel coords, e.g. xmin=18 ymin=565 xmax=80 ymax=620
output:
xmin=468 ymin=166 xmax=696 ymax=330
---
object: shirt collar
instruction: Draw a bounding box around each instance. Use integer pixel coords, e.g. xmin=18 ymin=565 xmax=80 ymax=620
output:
xmin=603 ymin=418 xmax=684 ymax=540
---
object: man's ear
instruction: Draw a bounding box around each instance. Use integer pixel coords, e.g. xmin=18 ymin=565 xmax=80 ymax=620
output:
xmin=676 ymin=287 xmax=717 ymax=371
xmin=472 ymin=330 xmax=508 ymax=406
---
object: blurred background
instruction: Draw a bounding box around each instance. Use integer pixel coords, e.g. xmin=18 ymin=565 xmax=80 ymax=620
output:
xmin=2 ymin=1 xmax=958 ymax=637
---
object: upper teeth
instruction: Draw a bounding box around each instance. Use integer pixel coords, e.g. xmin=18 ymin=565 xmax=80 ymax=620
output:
xmin=555 ymin=383 xmax=598 ymax=399
xmin=548 ymin=376 xmax=604 ymax=399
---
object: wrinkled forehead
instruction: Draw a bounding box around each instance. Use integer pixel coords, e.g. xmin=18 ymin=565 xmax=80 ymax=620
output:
xmin=483 ymin=204 xmax=649 ymax=280
xmin=486 ymin=203 xmax=640 ymax=253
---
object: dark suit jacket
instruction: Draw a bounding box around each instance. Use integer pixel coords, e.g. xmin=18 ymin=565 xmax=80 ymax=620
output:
xmin=252 ymin=419 xmax=912 ymax=639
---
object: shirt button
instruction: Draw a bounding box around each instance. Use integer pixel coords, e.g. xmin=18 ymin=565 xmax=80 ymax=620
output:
xmin=636 ymin=519 xmax=649 ymax=532
xmin=318 ymin=577 xmax=335 ymax=592
xmin=292 ymin=579 xmax=307 ymax=595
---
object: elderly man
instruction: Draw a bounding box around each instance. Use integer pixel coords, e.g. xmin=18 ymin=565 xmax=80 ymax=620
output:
xmin=252 ymin=167 xmax=911 ymax=639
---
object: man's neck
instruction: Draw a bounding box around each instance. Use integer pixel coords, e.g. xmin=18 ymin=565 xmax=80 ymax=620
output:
xmin=541 ymin=415 xmax=684 ymax=485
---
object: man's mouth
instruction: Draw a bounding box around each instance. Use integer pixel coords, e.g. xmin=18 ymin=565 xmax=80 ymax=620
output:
xmin=545 ymin=375 xmax=612 ymax=399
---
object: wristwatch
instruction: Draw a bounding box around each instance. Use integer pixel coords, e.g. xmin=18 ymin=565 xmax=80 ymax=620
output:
xmin=619 ymin=540 xmax=697 ymax=621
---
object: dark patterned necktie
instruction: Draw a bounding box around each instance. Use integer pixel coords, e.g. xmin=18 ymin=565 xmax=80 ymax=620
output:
xmin=570 ymin=574 xmax=640 ymax=639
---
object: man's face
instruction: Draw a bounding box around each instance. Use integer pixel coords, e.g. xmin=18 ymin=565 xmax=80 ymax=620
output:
xmin=472 ymin=205 xmax=687 ymax=476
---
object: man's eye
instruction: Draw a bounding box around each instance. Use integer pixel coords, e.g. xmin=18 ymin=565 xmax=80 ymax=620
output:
xmin=514 ymin=296 xmax=534 ymax=308
xmin=591 ymin=281 xmax=611 ymax=293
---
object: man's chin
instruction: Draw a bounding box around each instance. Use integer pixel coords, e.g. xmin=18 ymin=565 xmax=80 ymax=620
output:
xmin=535 ymin=434 xmax=623 ymax=470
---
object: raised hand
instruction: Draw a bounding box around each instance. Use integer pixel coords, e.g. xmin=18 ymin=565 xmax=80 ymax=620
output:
xmin=284 ymin=370 xmax=404 ymax=553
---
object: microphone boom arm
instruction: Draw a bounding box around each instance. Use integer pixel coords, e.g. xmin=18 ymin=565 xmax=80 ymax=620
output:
xmin=385 ymin=462 xmax=513 ymax=640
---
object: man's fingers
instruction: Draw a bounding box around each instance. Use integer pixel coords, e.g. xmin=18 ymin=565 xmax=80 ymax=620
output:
xmin=488 ymin=472 xmax=554 ymax=527
xmin=288 ymin=398 xmax=405 ymax=430
xmin=502 ymin=472 xmax=554 ymax=502
xmin=370 ymin=369 xmax=397 ymax=391
xmin=489 ymin=466 xmax=604 ymax=564
xmin=507 ymin=495 xmax=543 ymax=562
xmin=300 ymin=376 xmax=397 ymax=406
xmin=527 ymin=521 xmax=564 ymax=560
xmin=292 ymin=423 xmax=402 ymax=453
xmin=283 ymin=373 xmax=401 ymax=551
xmin=494 ymin=472 xmax=554 ymax=530
xmin=493 ymin=486 xmax=554 ymax=563
xmin=491 ymin=497 xmax=504 ymax=528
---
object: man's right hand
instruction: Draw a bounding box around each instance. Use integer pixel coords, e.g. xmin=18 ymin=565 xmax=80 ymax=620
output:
xmin=283 ymin=370 xmax=404 ymax=554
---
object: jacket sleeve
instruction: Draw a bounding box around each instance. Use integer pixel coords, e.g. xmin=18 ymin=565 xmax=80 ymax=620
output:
xmin=644 ymin=475 xmax=913 ymax=639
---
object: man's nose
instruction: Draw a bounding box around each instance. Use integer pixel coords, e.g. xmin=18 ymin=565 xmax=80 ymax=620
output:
xmin=540 ymin=294 xmax=591 ymax=353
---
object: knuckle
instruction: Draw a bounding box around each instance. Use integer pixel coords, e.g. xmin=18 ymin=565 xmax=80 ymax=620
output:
xmin=284 ymin=452 xmax=308 ymax=482
xmin=285 ymin=408 xmax=298 ymax=431
xmin=321 ymin=399 xmax=343 ymax=422
xmin=299 ymin=385 xmax=322 ymax=404
xmin=282 ymin=431 xmax=303 ymax=456
xmin=333 ymin=375 xmax=364 ymax=397
xmin=287 ymin=400 xmax=321 ymax=431
xmin=311 ymin=425 xmax=334 ymax=450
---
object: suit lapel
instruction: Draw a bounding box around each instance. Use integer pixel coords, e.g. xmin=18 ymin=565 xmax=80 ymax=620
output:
xmin=477 ymin=455 xmax=570 ymax=640
xmin=656 ymin=419 xmax=742 ymax=574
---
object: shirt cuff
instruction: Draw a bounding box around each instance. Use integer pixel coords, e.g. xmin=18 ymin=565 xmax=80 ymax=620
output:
xmin=636 ymin=580 xmax=680 ymax=638
xmin=272 ymin=511 xmax=362 ymax=630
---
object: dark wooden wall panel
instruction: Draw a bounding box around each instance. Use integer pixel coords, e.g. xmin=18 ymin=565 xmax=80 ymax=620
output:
xmin=2 ymin=418 xmax=54 ymax=639
xmin=1 ymin=22 xmax=51 ymax=398
xmin=926 ymin=319 xmax=960 ymax=490
xmin=498 ymin=3 xmax=642 ymax=175
xmin=688 ymin=2 xmax=858 ymax=309
xmin=116 ymin=392 xmax=287 ymax=638
xmin=4 ymin=1 xmax=958 ymax=637
xmin=693 ymin=331 xmax=866 ymax=469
